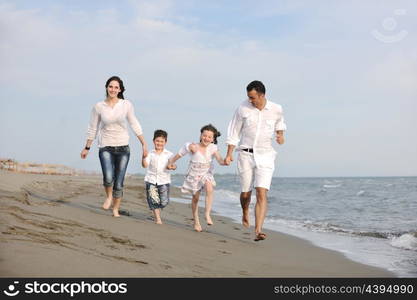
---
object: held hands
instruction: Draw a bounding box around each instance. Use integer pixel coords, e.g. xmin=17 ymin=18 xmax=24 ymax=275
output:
xmin=166 ymin=163 xmax=177 ymax=170
xmin=224 ymin=155 xmax=233 ymax=166
xmin=142 ymin=145 xmax=149 ymax=158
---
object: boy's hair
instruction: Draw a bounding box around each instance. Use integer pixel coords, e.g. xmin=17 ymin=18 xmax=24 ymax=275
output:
xmin=200 ymin=124 xmax=221 ymax=144
xmin=153 ymin=129 xmax=168 ymax=141
xmin=246 ymin=80 xmax=266 ymax=95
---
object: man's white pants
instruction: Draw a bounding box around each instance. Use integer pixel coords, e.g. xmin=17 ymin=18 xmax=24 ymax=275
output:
xmin=237 ymin=151 xmax=275 ymax=192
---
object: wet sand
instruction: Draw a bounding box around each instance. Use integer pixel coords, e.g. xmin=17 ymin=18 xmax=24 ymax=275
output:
xmin=0 ymin=170 xmax=394 ymax=277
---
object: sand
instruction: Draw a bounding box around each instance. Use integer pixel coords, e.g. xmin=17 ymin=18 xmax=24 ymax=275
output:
xmin=0 ymin=170 xmax=394 ymax=277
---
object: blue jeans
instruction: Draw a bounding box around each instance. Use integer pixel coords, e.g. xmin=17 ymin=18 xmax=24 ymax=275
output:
xmin=145 ymin=182 xmax=170 ymax=210
xmin=99 ymin=145 xmax=130 ymax=198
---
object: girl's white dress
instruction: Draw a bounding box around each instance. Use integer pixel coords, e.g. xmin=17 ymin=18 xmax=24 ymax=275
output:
xmin=178 ymin=143 xmax=218 ymax=195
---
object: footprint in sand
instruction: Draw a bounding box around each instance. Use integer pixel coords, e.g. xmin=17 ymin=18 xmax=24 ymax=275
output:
xmin=160 ymin=264 xmax=173 ymax=270
xmin=233 ymin=226 xmax=241 ymax=230
xmin=218 ymin=250 xmax=231 ymax=254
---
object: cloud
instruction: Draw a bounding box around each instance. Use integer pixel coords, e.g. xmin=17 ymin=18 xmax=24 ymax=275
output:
xmin=1 ymin=1 xmax=416 ymax=176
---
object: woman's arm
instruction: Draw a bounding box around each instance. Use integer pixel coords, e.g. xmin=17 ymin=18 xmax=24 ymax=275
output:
xmin=136 ymin=134 xmax=148 ymax=158
xmin=80 ymin=139 xmax=93 ymax=159
xmin=81 ymin=105 xmax=100 ymax=159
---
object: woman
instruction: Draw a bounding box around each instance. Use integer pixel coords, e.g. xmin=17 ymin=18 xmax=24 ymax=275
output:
xmin=80 ymin=76 xmax=147 ymax=217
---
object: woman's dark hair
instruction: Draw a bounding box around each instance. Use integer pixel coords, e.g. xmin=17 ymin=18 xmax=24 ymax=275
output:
xmin=200 ymin=124 xmax=221 ymax=144
xmin=153 ymin=129 xmax=168 ymax=141
xmin=246 ymin=80 xmax=265 ymax=95
xmin=105 ymin=76 xmax=125 ymax=99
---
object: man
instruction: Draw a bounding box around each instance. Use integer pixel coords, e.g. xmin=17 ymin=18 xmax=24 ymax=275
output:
xmin=224 ymin=80 xmax=286 ymax=241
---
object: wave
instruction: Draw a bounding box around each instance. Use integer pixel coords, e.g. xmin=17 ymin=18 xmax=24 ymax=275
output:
xmin=323 ymin=184 xmax=342 ymax=188
xmin=266 ymin=217 xmax=417 ymax=248
xmin=390 ymin=233 xmax=417 ymax=251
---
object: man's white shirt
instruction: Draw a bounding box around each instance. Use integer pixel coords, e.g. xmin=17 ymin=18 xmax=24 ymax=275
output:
xmin=226 ymin=99 xmax=287 ymax=167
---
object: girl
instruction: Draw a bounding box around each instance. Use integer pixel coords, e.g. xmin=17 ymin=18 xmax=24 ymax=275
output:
xmin=81 ymin=76 xmax=148 ymax=217
xmin=168 ymin=124 xmax=225 ymax=232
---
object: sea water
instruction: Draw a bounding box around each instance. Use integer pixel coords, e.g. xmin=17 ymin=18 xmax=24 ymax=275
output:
xmin=171 ymin=175 xmax=417 ymax=277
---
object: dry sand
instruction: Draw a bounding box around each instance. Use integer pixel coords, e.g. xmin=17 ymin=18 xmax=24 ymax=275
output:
xmin=0 ymin=170 xmax=394 ymax=277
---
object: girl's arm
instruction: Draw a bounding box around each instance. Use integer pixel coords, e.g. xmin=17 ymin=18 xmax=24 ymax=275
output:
xmin=167 ymin=143 xmax=190 ymax=169
xmin=167 ymin=153 xmax=181 ymax=170
xmin=168 ymin=153 xmax=181 ymax=165
xmin=165 ymin=154 xmax=176 ymax=170
xmin=214 ymin=151 xmax=226 ymax=166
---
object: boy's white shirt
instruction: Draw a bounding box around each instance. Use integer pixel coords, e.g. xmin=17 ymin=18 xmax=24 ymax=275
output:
xmin=144 ymin=149 xmax=173 ymax=185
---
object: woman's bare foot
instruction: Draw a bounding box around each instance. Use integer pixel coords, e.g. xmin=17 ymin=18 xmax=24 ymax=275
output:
xmin=102 ymin=198 xmax=112 ymax=210
xmin=205 ymin=214 xmax=213 ymax=225
xmin=194 ymin=222 xmax=202 ymax=232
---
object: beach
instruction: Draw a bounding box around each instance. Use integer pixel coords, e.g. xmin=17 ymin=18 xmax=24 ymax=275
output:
xmin=0 ymin=170 xmax=394 ymax=277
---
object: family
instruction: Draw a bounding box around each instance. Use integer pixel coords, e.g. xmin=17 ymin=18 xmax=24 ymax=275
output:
xmin=80 ymin=76 xmax=286 ymax=242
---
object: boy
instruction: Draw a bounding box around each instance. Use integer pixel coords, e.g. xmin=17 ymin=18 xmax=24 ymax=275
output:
xmin=142 ymin=130 xmax=175 ymax=224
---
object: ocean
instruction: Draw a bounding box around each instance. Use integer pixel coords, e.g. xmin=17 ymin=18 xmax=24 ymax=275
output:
xmin=171 ymin=174 xmax=417 ymax=277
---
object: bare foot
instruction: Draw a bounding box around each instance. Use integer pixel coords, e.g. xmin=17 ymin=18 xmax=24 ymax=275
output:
xmin=254 ymin=232 xmax=267 ymax=241
xmin=156 ymin=219 xmax=163 ymax=225
xmin=102 ymin=198 xmax=112 ymax=210
xmin=242 ymin=210 xmax=250 ymax=228
xmin=194 ymin=223 xmax=202 ymax=232
xmin=205 ymin=214 xmax=213 ymax=225
xmin=112 ymin=209 xmax=120 ymax=217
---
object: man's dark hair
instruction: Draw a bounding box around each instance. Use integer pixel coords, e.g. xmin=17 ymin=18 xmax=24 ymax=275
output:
xmin=246 ymin=80 xmax=266 ymax=94
xmin=153 ymin=129 xmax=168 ymax=141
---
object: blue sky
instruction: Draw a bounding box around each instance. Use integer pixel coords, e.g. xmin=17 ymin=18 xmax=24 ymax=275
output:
xmin=1 ymin=0 xmax=416 ymax=177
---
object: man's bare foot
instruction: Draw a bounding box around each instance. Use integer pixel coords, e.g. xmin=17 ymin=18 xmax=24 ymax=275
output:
xmin=102 ymin=198 xmax=112 ymax=210
xmin=242 ymin=210 xmax=250 ymax=228
xmin=156 ymin=219 xmax=163 ymax=224
xmin=194 ymin=223 xmax=202 ymax=232
xmin=112 ymin=209 xmax=120 ymax=217
xmin=205 ymin=214 xmax=213 ymax=225
xmin=254 ymin=232 xmax=267 ymax=241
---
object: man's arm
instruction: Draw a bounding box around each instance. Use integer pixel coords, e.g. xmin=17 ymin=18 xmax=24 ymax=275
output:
xmin=224 ymin=144 xmax=235 ymax=165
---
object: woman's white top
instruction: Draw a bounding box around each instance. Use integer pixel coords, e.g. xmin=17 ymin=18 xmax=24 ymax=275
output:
xmin=86 ymin=99 xmax=143 ymax=147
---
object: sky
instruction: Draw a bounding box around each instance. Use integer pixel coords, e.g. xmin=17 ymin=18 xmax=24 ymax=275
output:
xmin=1 ymin=0 xmax=416 ymax=177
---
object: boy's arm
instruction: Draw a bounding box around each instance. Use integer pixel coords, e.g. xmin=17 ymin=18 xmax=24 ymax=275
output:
xmin=142 ymin=153 xmax=149 ymax=168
